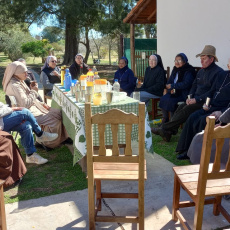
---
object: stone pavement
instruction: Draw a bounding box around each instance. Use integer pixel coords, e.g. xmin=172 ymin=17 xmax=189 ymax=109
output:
xmin=4 ymin=152 xmax=230 ymax=230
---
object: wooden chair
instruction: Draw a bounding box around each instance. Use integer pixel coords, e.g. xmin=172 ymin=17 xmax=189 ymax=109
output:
xmin=149 ymin=66 xmax=170 ymax=120
xmin=43 ymin=88 xmax=52 ymax=104
xmin=172 ymin=116 xmax=230 ymax=230
xmin=0 ymin=180 xmax=7 ymax=230
xmin=85 ymin=102 xmax=147 ymax=230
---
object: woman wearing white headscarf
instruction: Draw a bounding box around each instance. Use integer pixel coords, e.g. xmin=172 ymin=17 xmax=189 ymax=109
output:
xmin=2 ymin=61 xmax=69 ymax=148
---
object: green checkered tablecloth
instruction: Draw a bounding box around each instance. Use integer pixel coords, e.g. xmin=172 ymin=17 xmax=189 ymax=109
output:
xmin=52 ymin=84 xmax=153 ymax=165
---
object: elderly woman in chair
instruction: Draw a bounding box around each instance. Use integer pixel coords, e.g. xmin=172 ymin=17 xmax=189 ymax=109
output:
xmin=2 ymin=61 xmax=70 ymax=149
xmin=40 ymin=56 xmax=61 ymax=97
xmin=159 ymin=53 xmax=196 ymax=124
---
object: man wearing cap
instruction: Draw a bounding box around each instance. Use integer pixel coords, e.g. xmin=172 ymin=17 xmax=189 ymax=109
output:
xmin=151 ymin=45 xmax=223 ymax=143
xmin=69 ymin=53 xmax=89 ymax=80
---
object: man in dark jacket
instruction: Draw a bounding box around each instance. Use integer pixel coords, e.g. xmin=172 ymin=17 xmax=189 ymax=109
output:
xmin=135 ymin=54 xmax=165 ymax=104
xmin=151 ymin=45 xmax=223 ymax=142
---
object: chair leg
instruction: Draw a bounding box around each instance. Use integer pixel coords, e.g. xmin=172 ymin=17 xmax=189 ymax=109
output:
xmin=213 ymin=196 xmax=222 ymax=216
xmin=0 ymin=184 xmax=7 ymax=230
xmin=194 ymin=196 xmax=206 ymax=230
xmin=88 ymin=177 xmax=95 ymax=230
xmin=138 ymin=179 xmax=145 ymax=229
xmin=172 ymin=174 xmax=180 ymax=221
xmin=96 ymin=180 xmax=101 ymax=211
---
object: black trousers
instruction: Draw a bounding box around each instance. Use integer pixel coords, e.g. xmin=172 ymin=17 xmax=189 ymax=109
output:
xmin=162 ymin=102 xmax=203 ymax=134
xmin=176 ymin=107 xmax=220 ymax=153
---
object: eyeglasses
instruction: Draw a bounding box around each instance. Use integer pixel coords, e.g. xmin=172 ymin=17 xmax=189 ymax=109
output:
xmin=174 ymin=60 xmax=182 ymax=63
xmin=51 ymin=60 xmax=57 ymax=63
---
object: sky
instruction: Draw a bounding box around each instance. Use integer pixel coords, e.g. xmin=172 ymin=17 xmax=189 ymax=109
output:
xmin=29 ymin=24 xmax=44 ymax=36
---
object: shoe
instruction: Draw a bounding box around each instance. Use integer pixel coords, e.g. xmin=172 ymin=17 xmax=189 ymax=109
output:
xmin=62 ymin=137 xmax=73 ymax=145
xmin=151 ymin=127 xmax=172 ymax=142
xmin=223 ymin=195 xmax=230 ymax=200
xmin=26 ymin=153 xmax=48 ymax=164
xmin=176 ymin=151 xmax=189 ymax=160
xmin=36 ymin=132 xmax=58 ymax=144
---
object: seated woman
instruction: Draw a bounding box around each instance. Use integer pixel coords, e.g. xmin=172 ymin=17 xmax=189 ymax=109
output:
xmin=187 ymin=105 xmax=230 ymax=164
xmin=2 ymin=61 xmax=69 ymax=149
xmin=135 ymin=54 xmax=166 ymax=104
xmin=159 ymin=53 xmax=195 ymax=123
xmin=113 ymin=57 xmax=137 ymax=96
xmin=40 ymin=56 xmax=61 ymax=97
xmin=0 ymin=131 xmax=27 ymax=188
xmin=69 ymin=53 xmax=89 ymax=80
xmin=0 ymin=102 xmax=58 ymax=164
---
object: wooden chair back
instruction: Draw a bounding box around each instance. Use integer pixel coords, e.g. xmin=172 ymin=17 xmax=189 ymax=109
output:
xmin=198 ymin=116 xmax=230 ymax=186
xmin=85 ymin=102 xmax=145 ymax=163
xmin=0 ymin=180 xmax=7 ymax=230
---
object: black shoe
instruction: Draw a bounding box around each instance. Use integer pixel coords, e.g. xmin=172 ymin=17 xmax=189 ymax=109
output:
xmin=151 ymin=127 xmax=172 ymax=142
xmin=62 ymin=137 xmax=73 ymax=145
xmin=151 ymin=127 xmax=161 ymax=135
xmin=35 ymin=142 xmax=53 ymax=152
xmin=177 ymin=151 xmax=189 ymax=160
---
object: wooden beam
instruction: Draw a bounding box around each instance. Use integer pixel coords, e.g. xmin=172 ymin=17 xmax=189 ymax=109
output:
xmin=130 ymin=23 xmax=135 ymax=73
xmin=147 ymin=9 xmax=156 ymax=21
xmin=131 ymin=0 xmax=152 ymax=23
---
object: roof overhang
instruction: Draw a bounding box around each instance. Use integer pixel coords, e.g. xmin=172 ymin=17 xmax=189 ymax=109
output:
xmin=123 ymin=0 xmax=156 ymax=24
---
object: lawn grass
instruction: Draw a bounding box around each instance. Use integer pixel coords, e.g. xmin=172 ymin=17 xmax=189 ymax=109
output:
xmin=4 ymin=141 xmax=87 ymax=204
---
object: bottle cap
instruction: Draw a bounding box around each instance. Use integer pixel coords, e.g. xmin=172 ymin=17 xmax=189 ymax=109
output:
xmin=95 ymin=72 xmax=98 ymax=74
xmin=115 ymin=79 xmax=118 ymax=82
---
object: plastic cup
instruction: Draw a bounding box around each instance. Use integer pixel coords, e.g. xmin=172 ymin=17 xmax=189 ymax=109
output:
xmin=133 ymin=91 xmax=140 ymax=101
xmin=93 ymin=93 xmax=102 ymax=106
xmin=106 ymin=92 xmax=113 ymax=104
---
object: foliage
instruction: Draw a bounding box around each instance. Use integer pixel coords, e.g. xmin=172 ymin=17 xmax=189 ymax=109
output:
xmin=0 ymin=25 xmax=33 ymax=61
xmin=21 ymin=39 xmax=53 ymax=59
xmin=144 ymin=24 xmax=157 ymax=38
xmin=41 ymin=26 xmax=65 ymax=43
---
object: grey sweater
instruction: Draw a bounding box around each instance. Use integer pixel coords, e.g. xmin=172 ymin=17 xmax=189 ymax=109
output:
xmin=219 ymin=107 xmax=230 ymax=124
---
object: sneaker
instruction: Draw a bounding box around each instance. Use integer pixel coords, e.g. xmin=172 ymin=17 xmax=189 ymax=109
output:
xmin=26 ymin=153 xmax=48 ymax=164
xmin=36 ymin=132 xmax=58 ymax=144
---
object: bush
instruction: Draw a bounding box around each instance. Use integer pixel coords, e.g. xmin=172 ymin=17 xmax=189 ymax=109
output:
xmin=0 ymin=29 xmax=33 ymax=61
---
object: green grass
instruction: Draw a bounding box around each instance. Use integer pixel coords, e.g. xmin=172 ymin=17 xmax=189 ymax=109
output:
xmin=4 ymin=139 xmax=87 ymax=204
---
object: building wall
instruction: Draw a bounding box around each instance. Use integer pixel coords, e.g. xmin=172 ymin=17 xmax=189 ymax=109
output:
xmin=157 ymin=0 xmax=230 ymax=71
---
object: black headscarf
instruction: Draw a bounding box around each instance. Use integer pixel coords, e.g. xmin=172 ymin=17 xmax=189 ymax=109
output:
xmin=154 ymin=54 xmax=167 ymax=85
xmin=117 ymin=56 xmax=129 ymax=75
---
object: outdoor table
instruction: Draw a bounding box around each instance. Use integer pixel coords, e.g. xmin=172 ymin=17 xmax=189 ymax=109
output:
xmin=52 ymin=84 xmax=153 ymax=165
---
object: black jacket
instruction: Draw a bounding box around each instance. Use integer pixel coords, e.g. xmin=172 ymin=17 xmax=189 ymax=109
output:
xmin=69 ymin=62 xmax=89 ymax=80
xmin=137 ymin=65 xmax=165 ymax=96
xmin=190 ymin=62 xmax=223 ymax=102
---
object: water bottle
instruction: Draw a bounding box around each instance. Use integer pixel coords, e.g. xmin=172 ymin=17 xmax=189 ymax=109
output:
xmin=64 ymin=68 xmax=72 ymax=91
xmin=113 ymin=79 xmax=120 ymax=102
xmin=92 ymin=66 xmax=97 ymax=73
xmin=94 ymin=72 xmax=100 ymax=80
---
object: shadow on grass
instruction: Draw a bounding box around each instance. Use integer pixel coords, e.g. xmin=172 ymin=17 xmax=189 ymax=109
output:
xmin=4 ymin=140 xmax=87 ymax=204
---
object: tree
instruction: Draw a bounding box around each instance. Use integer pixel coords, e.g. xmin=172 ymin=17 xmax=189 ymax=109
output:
xmin=21 ymin=39 xmax=53 ymax=62
xmin=0 ymin=25 xmax=33 ymax=61
xmin=41 ymin=26 xmax=64 ymax=43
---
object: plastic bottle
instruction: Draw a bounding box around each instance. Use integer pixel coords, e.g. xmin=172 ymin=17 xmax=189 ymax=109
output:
xmin=92 ymin=66 xmax=97 ymax=73
xmin=113 ymin=79 xmax=120 ymax=102
xmin=87 ymin=69 xmax=94 ymax=82
xmin=64 ymin=68 xmax=72 ymax=91
xmin=94 ymin=72 xmax=100 ymax=80
xmin=61 ymin=66 xmax=65 ymax=86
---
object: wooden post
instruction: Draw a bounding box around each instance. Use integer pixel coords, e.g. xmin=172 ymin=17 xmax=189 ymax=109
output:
xmin=130 ymin=23 xmax=135 ymax=74
xmin=119 ymin=34 xmax=124 ymax=59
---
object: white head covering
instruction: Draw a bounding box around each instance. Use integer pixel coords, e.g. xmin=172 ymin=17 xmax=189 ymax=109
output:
xmin=41 ymin=56 xmax=57 ymax=71
xmin=2 ymin=61 xmax=27 ymax=92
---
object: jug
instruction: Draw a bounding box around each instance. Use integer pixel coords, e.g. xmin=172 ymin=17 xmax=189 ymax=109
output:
xmin=64 ymin=68 xmax=72 ymax=91
xmin=94 ymin=79 xmax=107 ymax=101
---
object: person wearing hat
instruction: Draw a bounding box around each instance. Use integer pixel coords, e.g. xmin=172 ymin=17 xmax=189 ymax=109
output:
xmin=151 ymin=45 xmax=223 ymax=145
xmin=69 ymin=53 xmax=89 ymax=80
xmin=134 ymin=54 xmax=166 ymax=104
xmin=175 ymin=58 xmax=230 ymax=160
xmin=159 ymin=53 xmax=196 ymax=124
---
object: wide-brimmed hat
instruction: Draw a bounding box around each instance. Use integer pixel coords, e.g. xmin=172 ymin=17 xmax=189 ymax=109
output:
xmin=196 ymin=45 xmax=218 ymax=62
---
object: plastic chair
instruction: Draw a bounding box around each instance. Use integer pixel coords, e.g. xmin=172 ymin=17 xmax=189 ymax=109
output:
xmin=0 ymin=180 xmax=7 ymax=230
xmin=172 ymin=116 xmax=230 ymax=230
xmin=85 ymin=102 xmax=147 ymax=229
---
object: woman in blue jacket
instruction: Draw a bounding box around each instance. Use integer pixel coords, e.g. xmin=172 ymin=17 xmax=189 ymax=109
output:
xmin=159 ymin=53 xmax=196 ymax=123
xmin=114 ymin=57 xmax=137 ymax=96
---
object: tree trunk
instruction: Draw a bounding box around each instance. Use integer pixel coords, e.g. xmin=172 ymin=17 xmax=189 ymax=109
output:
xmin=84 ymin=27 xmax=90 ymax=64
xmin=109 ymin=42 xmax=111 ymax=65
xmin=63 ymin=16 xmax=79 ymax=65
